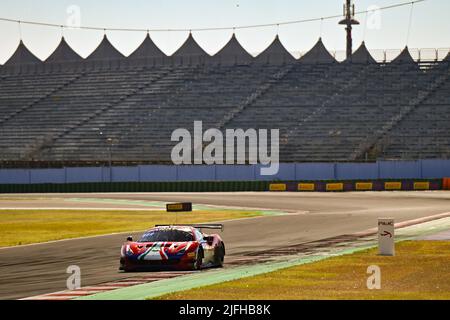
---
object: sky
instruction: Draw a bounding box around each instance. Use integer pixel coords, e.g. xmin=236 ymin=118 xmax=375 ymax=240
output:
xmin=0 ymin=0 xmax=449 ymax=63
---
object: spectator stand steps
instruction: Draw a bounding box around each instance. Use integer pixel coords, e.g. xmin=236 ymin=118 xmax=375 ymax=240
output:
xmin=352 ymin=59 xmax=450 ymax=160
xmin=0 ymin=72 xmax=86 ymax=126
xmin=37 ymin=66 xmax=174 ymax=155
xmin=216 ymin=64 xmax=295 ymax=130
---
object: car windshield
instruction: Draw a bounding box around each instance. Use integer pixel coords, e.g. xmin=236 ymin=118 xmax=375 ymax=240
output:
xmin=139 ymin=229 xmax=194 ymax=242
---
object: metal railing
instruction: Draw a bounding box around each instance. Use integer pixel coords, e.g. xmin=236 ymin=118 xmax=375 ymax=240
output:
xmin=294 ymin=48 xmax=450 ymax=63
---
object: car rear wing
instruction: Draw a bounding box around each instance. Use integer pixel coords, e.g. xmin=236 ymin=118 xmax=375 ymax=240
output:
xmin=155 ymin=224 xmax=224 ymax=232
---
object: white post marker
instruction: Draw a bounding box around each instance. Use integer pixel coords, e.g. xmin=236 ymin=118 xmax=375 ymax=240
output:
xmin=378 ymin=218 xmax=395 ymax=256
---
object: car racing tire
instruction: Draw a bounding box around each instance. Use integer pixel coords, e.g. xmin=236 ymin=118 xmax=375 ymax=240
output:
xmin=194 ymin=247 xmax=204 ymax=270
xmin=214 ymin=242 xmax=225 ymax=267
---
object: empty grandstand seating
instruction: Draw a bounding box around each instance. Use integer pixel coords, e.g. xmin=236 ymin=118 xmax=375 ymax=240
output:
xmin=0 ymin=37 xmax=449 ymax=165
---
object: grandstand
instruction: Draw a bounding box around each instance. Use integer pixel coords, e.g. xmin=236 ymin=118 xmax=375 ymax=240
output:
xmin=0 ymin=31 xmax=449 ymax=167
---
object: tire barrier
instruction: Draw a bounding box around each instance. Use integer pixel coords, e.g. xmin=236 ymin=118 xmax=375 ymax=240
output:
xmin=443 ymin=178 xmax=450 ymax=190
xmin=0 ymin=178 xmax=444 ymax=194
xmin=0 ymin=180 xmax=271 ymax=194
xmin=269 ymin=179 xmax=443 ymax=192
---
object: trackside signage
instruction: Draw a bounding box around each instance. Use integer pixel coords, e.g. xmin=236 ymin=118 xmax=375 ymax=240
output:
xmin=378 ymin=218 xmax=395 ymax=256
xmin=356 ymin=182 xmax=373 ymax=191
xmin=384 ymin=182 xmax=402 ymax=190
xmin=166 ymin=203 xmax=192 ymax=212
xmin=298 ymin=183 xmax=315 ymax=191
xmin=414 ymin=181 xmax=430 ymax=190
xmin=269 ymin=183 xmax=286 ymax=191
xmin=326 ymin=183 xmax=343 ymax=191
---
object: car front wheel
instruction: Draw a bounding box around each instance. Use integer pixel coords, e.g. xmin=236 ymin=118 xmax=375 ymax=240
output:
xmin=194 ymin=248 xmax=204 ymax=270
xmin=214 ymin=242 xmax=225 ymax=267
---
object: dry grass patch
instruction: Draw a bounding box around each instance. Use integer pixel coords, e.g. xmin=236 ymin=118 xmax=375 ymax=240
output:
xmin=159 ymin=241 xmax=450 ymax=300
xmin=0 ymin=209 xmax=260 ymax=247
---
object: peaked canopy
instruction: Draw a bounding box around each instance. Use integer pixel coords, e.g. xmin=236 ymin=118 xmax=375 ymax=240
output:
xmin=299 ymin=38 xmax=336 ymax=64
xmin=348 ymin=42 xmax=376 ymax=64
xmin=172 ymin=33 xmax=209 ymax=58
xmin=391 ymin=46 xmax=416 ymax=64
xmin=255 ymin=35 xmax=296 ymax=64
xmin=213 ymin=34 xmax=252 ymax=64
xmin=87 ymin=35 xmax=124 ymax=61
xmin=128 ymin=34 xmax=166 ymax=60
xmin=45 ymin=37 xmax=82 ymax=63
xmin=5 ymin=40 xmax=41 ymax=65
xmin=443 ymin=51 xmax=450 ymax=62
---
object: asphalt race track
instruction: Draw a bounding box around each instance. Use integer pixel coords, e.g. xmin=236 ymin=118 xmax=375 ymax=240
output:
xmin=1 ymin=191 xmax=450 ymax=300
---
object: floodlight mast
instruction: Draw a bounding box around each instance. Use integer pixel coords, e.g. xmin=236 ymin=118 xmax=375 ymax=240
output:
xmin=339 ymin=0 xmax=360 ymax=60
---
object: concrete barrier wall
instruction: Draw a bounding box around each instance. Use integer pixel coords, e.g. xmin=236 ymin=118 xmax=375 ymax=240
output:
xmin=66 ymin=167 xmax=104 ymax=183
xmin=295 ymin=163 xmax=335 ymax=180
xmin=421 ymin=159 xmax=450 ymax=178
xmin=335 ymin=163 xmax=378 ymax=180
xmin=29 ymin=168 xmax=66 ymax=184
xmin=0 ymin=169 xmax=30 ymax=184
xmin=139 ymin=165 xmax=177 ymax=182
xmin=1 ymin=159 xmax=450 ymax=184
xmin=215 ymin=165 xmax=255 ymax=181
xmin=378 ymin=161 xmax=421 ymax=179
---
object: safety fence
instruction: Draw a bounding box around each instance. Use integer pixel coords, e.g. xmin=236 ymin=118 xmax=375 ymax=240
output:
xmin=0 ymin=178 xmax=447 ymax=193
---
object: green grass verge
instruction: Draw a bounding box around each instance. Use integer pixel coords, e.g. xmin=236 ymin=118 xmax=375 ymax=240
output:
xmin=157 ymin=241 xmax=450 ymax=300
xmin=0 ymin=209 xmax=262 ymax=247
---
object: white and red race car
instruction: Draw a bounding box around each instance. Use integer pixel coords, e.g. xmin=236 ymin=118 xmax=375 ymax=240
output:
xmin=119 ymin=224 xmax=225 ymax=271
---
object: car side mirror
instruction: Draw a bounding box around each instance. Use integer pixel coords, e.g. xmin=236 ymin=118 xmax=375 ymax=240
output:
xmin=126 ymin=236 xmax=133 ymax=242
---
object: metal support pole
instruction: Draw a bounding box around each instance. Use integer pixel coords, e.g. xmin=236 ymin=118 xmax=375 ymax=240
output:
xmin=339 ymin=0 xmax=359 ymax=60
xmin=109 ymin=145 xmax=112 ymax=183
xmin=107 ymin=137 xmax=113 ymax=183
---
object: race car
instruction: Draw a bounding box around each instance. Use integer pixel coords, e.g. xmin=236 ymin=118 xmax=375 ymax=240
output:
xmin=119 ymin=224 xmax=225 ymax=271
